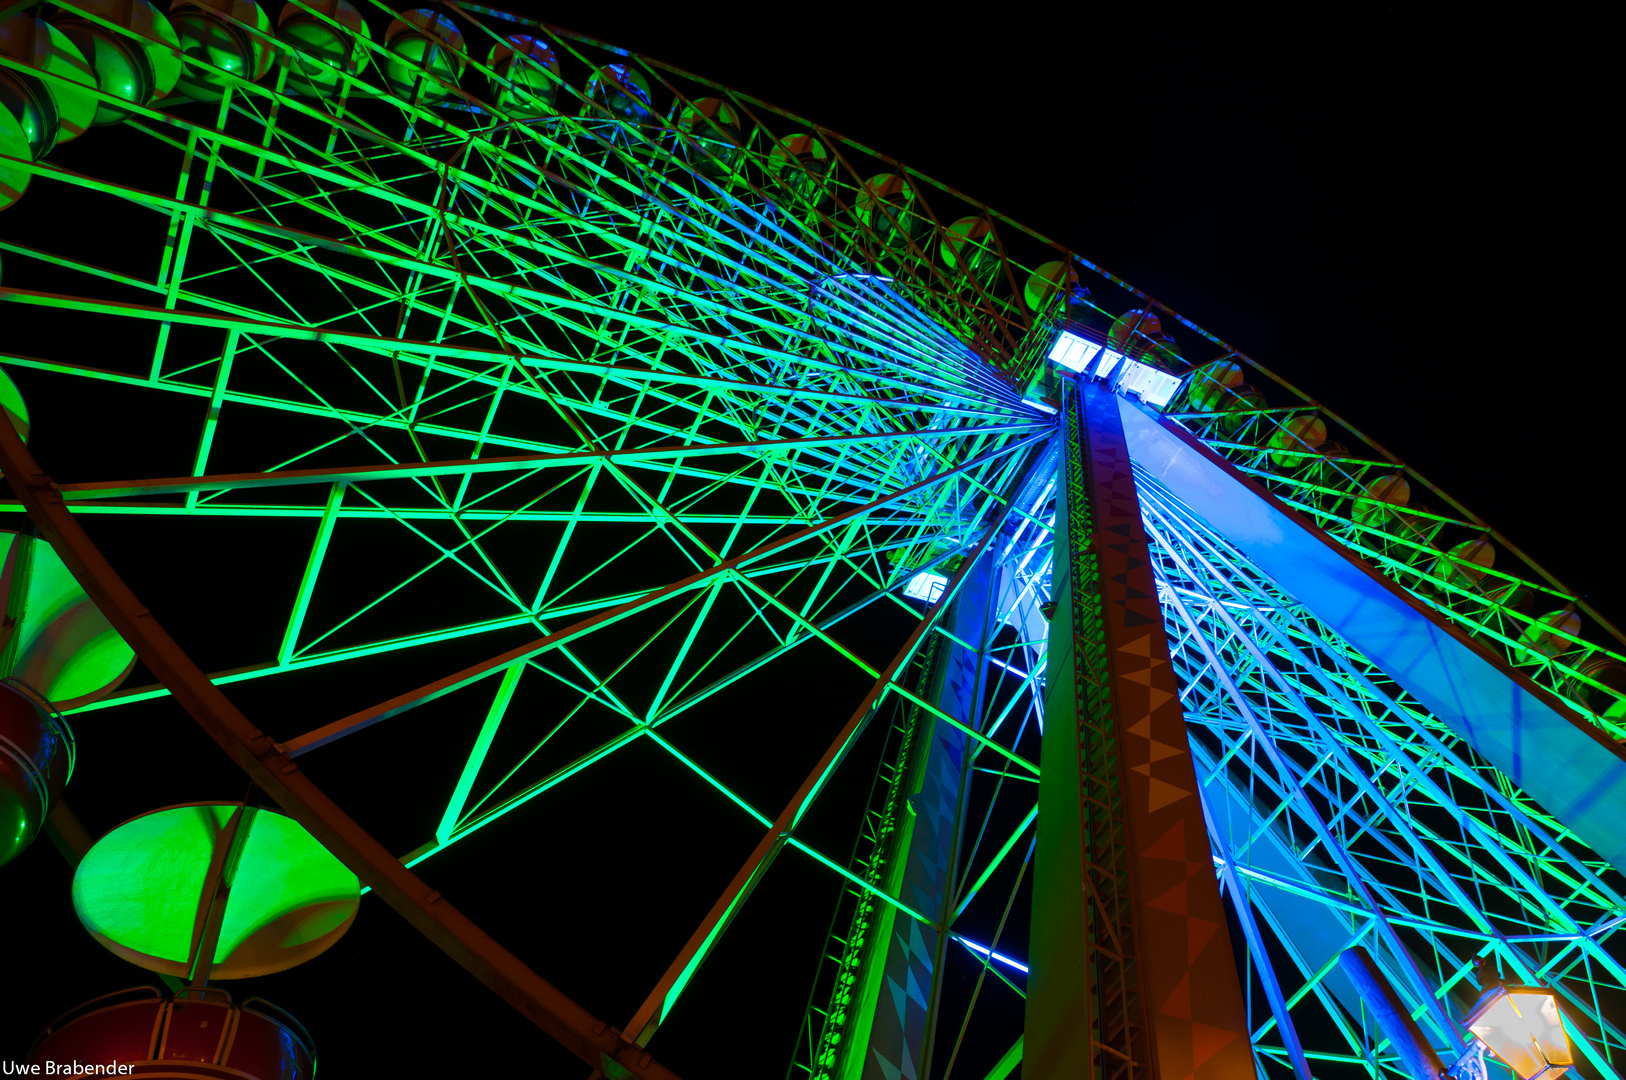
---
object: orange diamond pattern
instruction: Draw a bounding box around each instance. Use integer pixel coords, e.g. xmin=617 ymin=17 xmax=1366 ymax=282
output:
xmin=1081 ymin=383 xmax=1252 ymax=1078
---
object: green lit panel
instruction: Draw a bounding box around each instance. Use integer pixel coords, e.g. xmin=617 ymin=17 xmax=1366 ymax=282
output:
xmin=73 ymin=802 xmax=360 ymax=978
xmin=0 ymin=367 xmax=28 ymax=440
xmin=0 ymin=532 xmax=135 ymax=708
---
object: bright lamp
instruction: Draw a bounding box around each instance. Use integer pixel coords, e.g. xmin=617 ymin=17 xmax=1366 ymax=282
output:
xmin=1463 ymin=984 xmax=1574 ymax=1080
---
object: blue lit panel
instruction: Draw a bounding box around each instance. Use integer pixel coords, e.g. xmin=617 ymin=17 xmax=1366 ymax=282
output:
xmin=1117 ymin=395 xmax=1626 ymax=875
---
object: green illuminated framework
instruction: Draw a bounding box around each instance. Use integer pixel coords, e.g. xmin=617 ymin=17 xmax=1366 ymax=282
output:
xmin=2 ymin=2 xmax=1623 ymax=1077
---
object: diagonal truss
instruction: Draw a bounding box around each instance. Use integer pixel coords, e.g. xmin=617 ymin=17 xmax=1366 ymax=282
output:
xmin=1137 ymin=469 xmax=1625 ymax=1080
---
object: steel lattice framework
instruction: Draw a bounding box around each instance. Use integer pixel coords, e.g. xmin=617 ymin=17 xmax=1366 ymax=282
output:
xmin=1140 ymin=470 xmax=1626 ymax=1079
xmin=1 ymin=3 xmax=1622 ymax=1078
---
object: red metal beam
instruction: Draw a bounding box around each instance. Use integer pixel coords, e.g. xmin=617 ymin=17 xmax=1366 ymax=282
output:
xmin=621 ymin=444 xmax=1045 ymax=1050
xmin=0 ymin=420 xmax=681 ymax=1080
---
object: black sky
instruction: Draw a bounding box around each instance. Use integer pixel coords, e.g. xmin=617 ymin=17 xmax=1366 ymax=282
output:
xmin=580 ymin=7 xmax=1614 ymax=614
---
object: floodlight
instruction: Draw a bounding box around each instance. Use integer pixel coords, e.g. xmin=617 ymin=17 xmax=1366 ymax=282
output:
xmin=903 ymin=571 xmax=948 ymax=604
xmin=1046 ymin=331 xmax=1101 ymax=373
xmin=1113 ymin=356 xmax=1183 ymax=408
xmin=1093 ymin=348 xmax=1125 ymax=379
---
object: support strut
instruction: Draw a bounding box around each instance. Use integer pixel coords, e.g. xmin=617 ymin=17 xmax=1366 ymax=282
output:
xmin=0 ymin=404 xmax=681 ymax=1080
xmin=1023 ymin=378 xmax=1250 ymax=1078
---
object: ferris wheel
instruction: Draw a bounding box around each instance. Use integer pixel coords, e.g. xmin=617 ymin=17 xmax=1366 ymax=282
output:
xmin=1 ymin=2 xmax=1623 ymax=1079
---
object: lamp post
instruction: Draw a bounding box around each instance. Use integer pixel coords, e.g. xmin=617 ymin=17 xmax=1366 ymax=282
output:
xmin=1448 ymin=961 xmax=1575 ymax=1080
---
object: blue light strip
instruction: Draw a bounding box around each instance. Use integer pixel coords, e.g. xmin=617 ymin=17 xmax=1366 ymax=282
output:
xmin=953 ymin=934 xmax=1029 ymax=974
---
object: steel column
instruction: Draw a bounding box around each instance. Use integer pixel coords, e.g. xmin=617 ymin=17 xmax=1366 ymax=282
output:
xmin=1024 ymin=379 xmax=1250 ymax=1079
xmin=843 ymin=541 xmax=996 ymax=1080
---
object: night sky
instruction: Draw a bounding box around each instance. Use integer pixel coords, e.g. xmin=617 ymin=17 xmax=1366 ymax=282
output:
xmin=525 ymin=5 xmax=1615 ymax=617
xmin=2 ymin=6 xmax=1612 ymax=1079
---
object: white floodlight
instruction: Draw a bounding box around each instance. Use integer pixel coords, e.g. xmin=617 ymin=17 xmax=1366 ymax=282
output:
xmin=1114 ymin=356 xmax=1183 ymax=408
xmin=1046 ymin=331 xmax=1101 ymax=373
xmin=1045 ymin=331 xmax=1182 ymax=407
xmin=1140 ymin=372 xmax=1183 ymax=408
xmin=903 ymin=571 xmax=948 ymax=604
